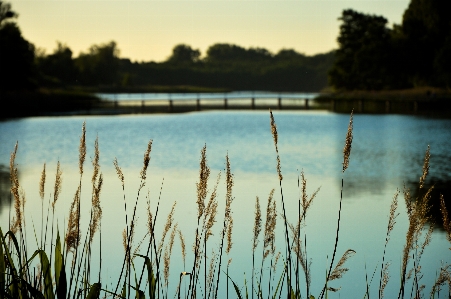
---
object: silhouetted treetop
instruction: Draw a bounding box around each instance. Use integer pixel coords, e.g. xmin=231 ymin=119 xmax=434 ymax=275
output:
xmin=167 ymin=44 xmax=201 ymax=64
xmin=74 ymin=41 xmax=120 ymax=85
xmin=0 ymin=1 xmax=17 ymax=26
xmin=329 ymin=9 xmax=393 ymax=90
xmin=0 ymin=3 xmax=36 ymax=91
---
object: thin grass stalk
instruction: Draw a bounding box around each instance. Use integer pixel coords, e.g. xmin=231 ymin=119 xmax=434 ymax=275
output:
xmin=138 ymin=179 xmax=163 ymax=291
xmin=269 ymin=110 xmax=292 ymax=297
xmin=67 ymin=122 xmax=86 ymax=298
xmin=213 ymin=154 xmax=233 ymax=299
xmin=252 ymin=196 xmax=262 ymax=299
xmin=188 ymin=145 xmax=210 ymax=299
xmin=320 ymin=110 xmax=353 ymax=299
xmin=379 ymin=190 xmax=399 ymax=299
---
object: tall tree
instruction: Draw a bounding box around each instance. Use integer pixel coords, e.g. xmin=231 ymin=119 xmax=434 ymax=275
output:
xmin=166 ymin=44 xmax=200 ymax=64
xmin=401 ymin=0 xmax=451 ymax=86
xmin=0 ymin=2 xmax=36 ymax=91
xmin=329 ymin=9 xmax=394 ymax=90
xmin=37 ymin=42 xmax=77 ymax=85
xmin=74 ymin=41 xmax=120 ymax=85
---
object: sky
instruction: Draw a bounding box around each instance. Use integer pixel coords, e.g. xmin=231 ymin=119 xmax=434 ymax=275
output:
xmin=10 ymin=0 xmax=411 ymax=62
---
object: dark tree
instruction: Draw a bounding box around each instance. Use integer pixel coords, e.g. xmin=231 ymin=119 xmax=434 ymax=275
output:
xmin=74 ymin=41 xmax=120 ymax=85
xmin=0 ymin=3 xmax=36 ymax=91
xmin=166 ymin=44 xmax=200 ymax=64
xmin=329 ymin=9 xmax=394 ymax=90
xmin=0 ymin=1 xmax=17 ymax=25
xmin=401 ymin=0 xmax=451 ymax=86
xmin=37 ymin=42 xmax=77 ymax=85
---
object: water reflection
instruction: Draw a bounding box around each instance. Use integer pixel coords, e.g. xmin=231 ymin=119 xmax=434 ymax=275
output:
xmin=0 ymin=165 xmax=11 ymax=214
xmin=408 ymin=179 xmax=451 ymax=229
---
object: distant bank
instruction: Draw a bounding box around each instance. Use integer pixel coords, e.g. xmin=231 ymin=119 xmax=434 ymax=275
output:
xmin=2 ymin=87 xmax=451 ymax=119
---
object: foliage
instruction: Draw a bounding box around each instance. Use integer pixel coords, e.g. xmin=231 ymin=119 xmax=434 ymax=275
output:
xmin=37 ymin=42 xmax=77 ymax=86
xmin=0 ymin=21 xmax=36 ymax=91
xmin=330 ymin=1 xmax=451 ymax=90
xmin=74 ymin=41 xmax=120 ymax=86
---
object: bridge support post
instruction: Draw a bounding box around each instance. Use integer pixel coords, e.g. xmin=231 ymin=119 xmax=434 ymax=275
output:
xmin=278 ymin=97 xmax=282 ymax=110
xmin=305 ymin=98 xmax=309 ymax=110
xmin=196 ymin=98 xmax=200 ymax=111
xmin=169 ymin=99 xmax=173 ymax=112
xmin=224 ymin=98 xmax=228 ymax=109
xmin=251 ymin=97 xmax=255 ymax=110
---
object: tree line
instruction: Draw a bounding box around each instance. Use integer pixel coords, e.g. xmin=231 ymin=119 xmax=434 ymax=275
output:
xmin=0 ymin=2 xmax=333 ymax=93
xmin=2 ymin=0 xmax=450 ymax=93
xmin=330 ymin=0 xmax=451 ymax=90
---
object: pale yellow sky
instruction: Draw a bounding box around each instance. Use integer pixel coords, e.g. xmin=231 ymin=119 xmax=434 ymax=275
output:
xmin=10 ymin=0 xmax=410 ymax=62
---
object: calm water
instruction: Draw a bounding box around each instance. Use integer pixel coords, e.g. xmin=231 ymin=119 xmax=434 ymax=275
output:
xmin=1 ymin=110 xmax=450 ymax=298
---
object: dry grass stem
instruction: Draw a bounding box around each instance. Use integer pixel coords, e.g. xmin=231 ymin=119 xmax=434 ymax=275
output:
xmin=269 ymin=110 xmax=283 ymax=181
xmin=380 ymin=262 xmax=390 ymax=299
xmin=328 ymin=249 xmax=356 ymax=281
xmin=91 ymin=136 xmax=100 ymax=185
xmin=431 ymin=264 xmax=451 ymax=298
xmin=79 ymin=121 xmax=86 ymax=176
xmin=147 ymin=200 xmax=154 ymax=236
xmin=226 ymin=216 xmax=233 ymax=255
xmin=52 ymin=161 xmax=62 ymax=209
xmin=253 ymin=196 xmax=262 ymax=251
xmin=164 ymin=224 xmax=179 ymax=286
xmin=419 ymin=145 xmax=430 ymax=189
xmin=439 ymin=194 xmax=451 ymax=247
xmin=66 ymin=186 xmax=81 ymax=253
xmin=342 ymin=110 xmax=353 ymax=172
xmin=9 ymin=142 xmax=22 ymax=232
xmin=140 ymin=139 xmax=153 ymax=182
xmin=113 ymin=158 xmax=124 ymax=188
xmin=263 ymin=189 xmax=276 ymax=260
xmin=196 ymin=144 xmax=210 ymax=220
xmin=39 ymin=163 xmax=46 ymax=200
xmin=387 ymin=190 xmax=399 ymax=240
xmin=89 ymin=173 xmax=103 ymax=243
xmin=178 ymin=229 xmax=186 ymax=266
xmin=204 ymin=172 xmax=220 ymax=241
xmin=159 ymin=202 xmax=176 ymax=254
xmin=272 ymin=251 xmax=281 ymax=272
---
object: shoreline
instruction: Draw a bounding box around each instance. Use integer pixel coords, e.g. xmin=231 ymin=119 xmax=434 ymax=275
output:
xmin=2 ymin=88 xmax=451 ymax=119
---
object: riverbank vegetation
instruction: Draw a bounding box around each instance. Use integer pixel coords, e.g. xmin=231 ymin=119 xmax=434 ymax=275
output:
xmin=1 ymin=111 xmax=450 ymax=298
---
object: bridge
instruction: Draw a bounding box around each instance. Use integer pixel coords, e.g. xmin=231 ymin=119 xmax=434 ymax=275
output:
xmin=95 ymin=94 xmax=322 ymax=114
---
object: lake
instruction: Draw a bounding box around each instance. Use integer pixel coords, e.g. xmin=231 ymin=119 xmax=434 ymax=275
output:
xmin=1 ymin=109 xmax=450 ymax=298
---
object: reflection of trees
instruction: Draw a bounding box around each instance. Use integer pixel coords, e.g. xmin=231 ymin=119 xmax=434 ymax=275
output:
xmin=0 ymin=165 xmax=11 ymax=213
xmin=408 ymin=179 xmax=451 ymax=230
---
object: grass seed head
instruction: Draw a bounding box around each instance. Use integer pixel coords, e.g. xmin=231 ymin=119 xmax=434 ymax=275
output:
xmin=79 ymin=121 xmax=86 ymax=176
xmin=140 ymin=139 xmax=153 ymax=181
xmin=253 ymin=196 xmax=262 ymax=251
xmin=342 ymin=110 xmax=353 ymax=172
xmin=196 ymin=144 xmax=210 ymax=220
xmin=52 ymin=161 xmax=62 ymax=209
xmin=39 ymin=163 xmax=46 ymax=200
xmin=113 ymin=158 xmax=124 ymax=188
xmin=419 ymin=145 xmax=430 ymax=189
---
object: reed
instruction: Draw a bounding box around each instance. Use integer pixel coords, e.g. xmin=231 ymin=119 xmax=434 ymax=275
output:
xmin=1 ymin=111 xmax=449 ymax=299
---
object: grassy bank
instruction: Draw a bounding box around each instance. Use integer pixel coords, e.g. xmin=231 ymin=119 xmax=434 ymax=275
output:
xmin=1 ymin=111 xmax=450 ymax=299
xmin=316 ymin=87 xmax=451 ymax=115
xmin=0 ymin=89 xmax=102 ymax=119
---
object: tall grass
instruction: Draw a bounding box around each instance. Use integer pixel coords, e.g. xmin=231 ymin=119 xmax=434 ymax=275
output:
xmin=1 ymin=110 xmax=450 ymax=299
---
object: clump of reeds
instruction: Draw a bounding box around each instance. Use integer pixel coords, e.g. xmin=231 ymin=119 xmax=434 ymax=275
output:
xmin=398 ymin=145 xmax=435 ymax=299
xmin=2 ymin=111 xmax=450 ymax=299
